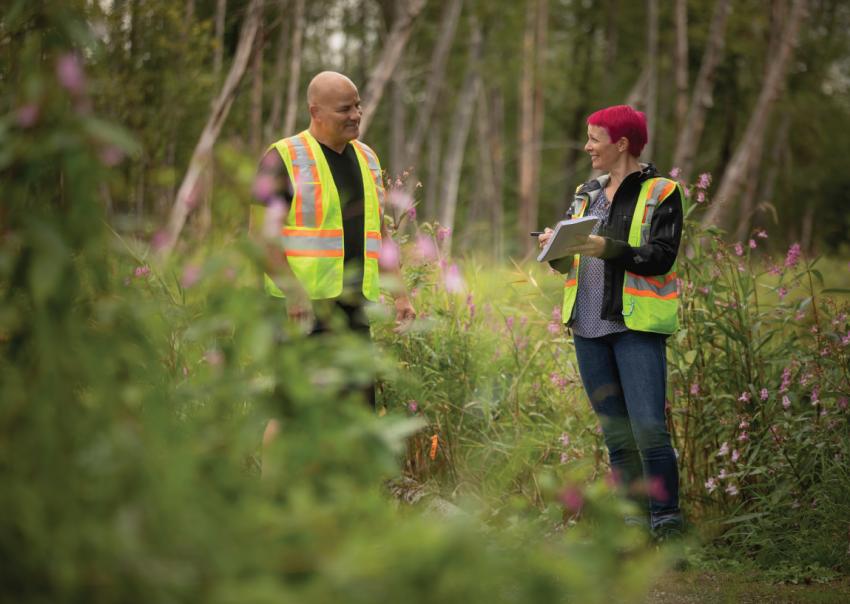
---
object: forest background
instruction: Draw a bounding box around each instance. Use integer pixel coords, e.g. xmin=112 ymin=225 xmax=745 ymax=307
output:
xmin=2 ymin=0 xmax=850 ymax=602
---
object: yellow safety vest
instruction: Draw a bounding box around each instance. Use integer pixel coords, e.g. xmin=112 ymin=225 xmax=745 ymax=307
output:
xmin=561 ymin=177 xmax=681 ymax=335
xmin=264 ymin=130 xmax=384 ymax=301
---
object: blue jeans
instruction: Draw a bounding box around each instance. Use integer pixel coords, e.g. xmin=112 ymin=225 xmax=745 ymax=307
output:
xmin=573 ymin=330 xmax=682 ymax=530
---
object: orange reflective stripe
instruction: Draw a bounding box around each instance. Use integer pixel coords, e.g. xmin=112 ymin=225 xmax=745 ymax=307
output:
xmin=366 ymin=252 xmax=379 ymax=260
xmin=282 ymin=228 xmax=343 ymax=237
xmin=298 ymin=133 xmax=323 ymax=226
xmin=366 ymin=231 xmax=381 ymax=239
xmin=634 ymin=272 xmax=677 ymax=289
xmin=658 ymin=181 xmax=676 ymax=202
xmin=285 ymin=138 xmax=303 ymax=227
xmin=565 ymin=279 xmax=577 ymax=287
xmin=284 ymin=249 xmax=344 ymax=258
xmin=624 ymin=287 xmax=678 ymax=300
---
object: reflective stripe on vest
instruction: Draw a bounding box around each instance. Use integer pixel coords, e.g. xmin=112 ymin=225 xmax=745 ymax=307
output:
xmin=265 ymin=131 xmax=384 ymax=301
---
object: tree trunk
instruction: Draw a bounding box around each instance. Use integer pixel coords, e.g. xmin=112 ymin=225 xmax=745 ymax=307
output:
xmin=701 ymin=0 xmax=807 ymax=228
xmin=159 ymin=0 xmax=264 ymax=257
xmin=472 ymin=84 xmax=502 ymax=257
xmin=403 ymin=0 xmax=464 ymax=171
xmin=674 ymin=0 xmax=688 ymax=132
xmin=213 ymin=0 xmax=227 ymax=80
xmin=267 ymin=0 xmax=289 ymax=139
xmin=671 ymin=0 xmax=731 ymax=181
xmin=438 ymin=18 xmax=482 ymax=254
xmin=282 ymin=0 xmax=305 ymax=135
xmin=643 ymin=0 xmax=658 ymax=160
xmin=527 ymin=0 xmax=548 ymax=251
xmin=490 ymin=88 xmax=505 ymax=259
xmin=517 ymin=0 xmax=536 ymax=252
xmin=359 ymin=0 xmax=428 ymax=137
xmin=250 ymin=20 xmax=264 ymax=153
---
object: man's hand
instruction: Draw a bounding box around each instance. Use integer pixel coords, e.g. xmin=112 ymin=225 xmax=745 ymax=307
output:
xmin=394 ymin=295 xmax=416 ymax=329
xmin=563 ymin=234 xmax=606 ymax=258
xmin=282 ymin=282 xmax=314 ymax=329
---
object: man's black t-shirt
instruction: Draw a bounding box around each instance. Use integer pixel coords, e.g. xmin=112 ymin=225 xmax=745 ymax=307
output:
xmin=255 ymin=141 xmax=366 ymax=281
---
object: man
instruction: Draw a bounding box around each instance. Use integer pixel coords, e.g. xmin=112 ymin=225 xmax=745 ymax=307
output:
xmin=251 ymin=71 xmax=414 ymax=425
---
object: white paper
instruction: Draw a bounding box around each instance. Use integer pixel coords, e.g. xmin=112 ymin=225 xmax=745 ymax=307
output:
xmin=535 ymin=216 xmax=599 ymax=262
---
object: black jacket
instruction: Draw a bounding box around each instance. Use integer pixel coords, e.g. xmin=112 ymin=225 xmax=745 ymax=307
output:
xmin=551 ymin=164 xmax=683 ymax=324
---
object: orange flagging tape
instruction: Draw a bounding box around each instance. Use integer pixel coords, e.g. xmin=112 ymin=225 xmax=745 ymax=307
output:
xmin=429 ymin=434 xmax=439 ymax=460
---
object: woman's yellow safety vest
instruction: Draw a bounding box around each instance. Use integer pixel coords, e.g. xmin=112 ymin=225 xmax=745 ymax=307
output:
xmin=561 ymin=177 xmax=681 ymax=335
xmin=264 ymin=130 xmax=384 ymax=301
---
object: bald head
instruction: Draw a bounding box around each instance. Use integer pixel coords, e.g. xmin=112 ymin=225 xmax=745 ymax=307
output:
xmin=307 ymin=71 xmax=358 ymax=107
xmin=306 ymin=71 xmax=362 ymax=151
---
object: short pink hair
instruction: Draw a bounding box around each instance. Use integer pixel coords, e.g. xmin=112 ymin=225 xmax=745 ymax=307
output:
xmin=587 ymin=105 xmax=648 ymax=157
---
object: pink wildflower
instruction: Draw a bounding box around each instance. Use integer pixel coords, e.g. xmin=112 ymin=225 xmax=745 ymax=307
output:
xmin=559 ymin=433 xmax=571 ymax=447
xmin=778 ymin=287 xmax=788 ymax=300
xmin=696 ymin=190 xmax=706 ymax=203
xmin=717 ymin=442 xmax=730 ymax=457
xmin=56 ymin=53 xmax=86 ymax=96
xmin=725 ymin=484 xmax=739 ymax=496
xmin=559 ymin=486 xmax=584 ymax=512
xmin=181 ymin=265 xmax=201 ymax=288
xmin=436 ymin=226 xmax=452 ymax=242
xmin=768 ymin=264 xmax=782 ymax=276
xmin=15 ymin=104 xmax=40 ymax=128
xmin=755 ymin=229 xmax=768 ymax=239
xmin=811 ymin=387 xmax=820 ymax=405
xmin=134 ymin=265 xmax=150 ymax=278
xmin=407 ymin=400 xmax=418 ymax=413
xmin=252 ymin=173 xmax=276 ymax=202
xmin=647 ymin=476 xmax=668 ymax=501
xmin=782 ymin=395 xmax=791 ymax=410
xmin=738 ymin=419 xmax=750 ymax=430
xmin=841 ymin=332 xmax=850 ymax=346
xmin=547 ymin=322 xmax=561 ymax=335
xmin=560 ymin=452 xmax=570 ymax=464
xmin=697 ymin=173 xmax=712 ymax=190
xmin=414 ymin=234 xmax=438 ymax=262
xmin=784 ymin=242 xmax=801 ymax=268
xmin=734 ymin=242 xmax=744 ymax=257
xmin=738 ymin=431 xmax=749 ymax=442
xmin=748 ymin=239 xmax=757 ymax=249
xmin=669 ymin=166 xmax=682 ymax=179
xmin=443 ymin=263 xmax=465 ymax=293
xmin=718 ymin=468 xmax=728 ymax=480
xmin=690 ymin=383 xmax=700 ymax=396
xmin=378 ymin=239 xmax=400 ymax=270
xmin=738 ymin=391 xmax=751 ymax=403
xmin=262 ymin=198 xmax=285 ymax=239
xmin=780 ymin=367 xmax=792 ymax=392
xmin=505 ymin=316 xmax=515 ymax=330
xmin=705 ymin=477 xmax=718 ymax=493
xmin=760 ymin=388 xmax=769 ymax=401
xmin=731 ymin=449 xmax=740 ymax=463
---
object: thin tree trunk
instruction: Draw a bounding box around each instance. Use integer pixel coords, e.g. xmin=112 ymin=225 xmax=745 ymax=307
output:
xmin=490 ymin=88 xmax=505 ymax=259
xmin=359 ymin=0 xmax=428 ymax=137
xmin=389 ymin=71 xmax=406 ymax=177
xmin=527 ymin=0 xmax=548 ymax=252
xmin=403 ymin=0 xmax=464 ymax=170
xmin=517 ymin=0 xmax=536 ymax=252
xmin=471 ymin=85 xmax=499 ymax=255
xmin=671 ymin=0 xmax=731 ymax=181
xmin=643 ymin=0 xmax=658 ymax=160
xmin=267 ymin=0 xmax=289 ymax=139
xmin=438 ymin=18 xmax=482 ymax=254
xmin=283 ymin=0 xmax=305 ymax=135
xmin=214 ymin=0 xmax=227 ymax=80
xmin=674 ymin=0 xmax=689 ymax=132
xmin=160 ymin=0 xmax=264 ymax=257
xmin=424 ymin=119 xmax=442 ymax=222
xmin=701 ymin=0 xmax=807 ymax=228
xmin=250 ymin=21 xmax=264 ymax=153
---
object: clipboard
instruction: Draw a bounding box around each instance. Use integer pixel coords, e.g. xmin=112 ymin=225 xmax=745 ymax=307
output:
xmin=536 ymin=216 xmax=599 ymax=262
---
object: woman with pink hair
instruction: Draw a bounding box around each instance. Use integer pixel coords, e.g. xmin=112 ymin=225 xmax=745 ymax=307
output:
xmin=539 ymin=105 xmax=685 ymax=539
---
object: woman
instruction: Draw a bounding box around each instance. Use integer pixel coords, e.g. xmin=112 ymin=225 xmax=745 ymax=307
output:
xmin=540 ymin=105 xmax=684 ymax=538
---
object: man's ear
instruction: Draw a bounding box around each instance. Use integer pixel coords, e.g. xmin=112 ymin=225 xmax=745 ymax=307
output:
xmin=308 ymin=104 xmax=319 ymax=121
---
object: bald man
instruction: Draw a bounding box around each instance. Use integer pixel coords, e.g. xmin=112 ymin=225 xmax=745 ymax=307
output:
xmin=251 ymin=72 xmax=414 ymax=410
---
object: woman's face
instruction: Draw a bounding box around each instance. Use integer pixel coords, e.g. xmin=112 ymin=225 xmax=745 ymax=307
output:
xmin=585 ymin=124 xmax=624 ymax=172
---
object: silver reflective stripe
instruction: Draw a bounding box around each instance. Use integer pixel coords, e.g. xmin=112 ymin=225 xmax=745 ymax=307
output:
xmin=365 ymin=237 xmax=381 ymax=253
xmin=289 ymin=136 xmax=320 ymax=227
xmin=354 ymin=141 xmax=385 ymax=206
xmin=282 ymin=235 xmax=343 ymax=252
xmin=625 ymin=273 xmax=677 ymax=297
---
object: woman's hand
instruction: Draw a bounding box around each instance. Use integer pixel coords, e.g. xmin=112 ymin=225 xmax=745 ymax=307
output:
xmin=564 ymin=235 xmax=606 ymax=258
xmin=538 ymin=227 xmax=554 ymax=248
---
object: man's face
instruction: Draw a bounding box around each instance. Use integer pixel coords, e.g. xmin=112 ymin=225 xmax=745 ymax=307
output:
xmin=312 ymin=84 xmax=362 ymax=145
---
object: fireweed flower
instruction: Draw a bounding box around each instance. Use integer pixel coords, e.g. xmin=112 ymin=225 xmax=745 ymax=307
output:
xmin=782 ymin=395 xmax=792 ymax=410
xmin=559 ymin=486 xmax=584 ymax=512
xmin=414 ymin=234 xmax=438 ymax=262
xmin=378 ymin=238 xmax=401 ymax=270
xmin=696 ymin=190 xmax=706 ymax=203
xmin=725 ymin=484 xmax=739 ymax=496
xmin=697 ymin=172 xmax=712 ymax=190
xmin=559 ymin=433 xmax=571 ymax=447
xmin=760 ymin=388 xmax=769 ymax=401
xmin=56 ymin=53 xmax=87 ymax=96
xmin=560 ymin=452 xmax=570 ymax=464
xmin=436 ymin=226 xmax=451 ymax=242
xmin=768 ymin=264 xmax=782 ymax=276
xmin=505 ymin=316 xmax=515 ymax=330
xmin=134 ymin=265 xmax=151 ymax=278
xmin=734 ymin=242 xmax=744 ymax=256
xmin=811 ymin=387 xmax=820 ymax=405
xmin=443 ymin=263 xmax=464 ymax=293
xmin=181 ymin=265 xmax=201 ymax=288
xmin=755 ymin=228 xmax=768 ymax=239
xmin=778 ymin=287 xmax=788 ymax=300
xmin=262 ymin=198 xmax=285 ymax=239
xmin=738 ymin=431 xmax=749 ymax=442
xmin=738 ymin=419 xmax=750 ymax=430
xmin=731 ymin=449 xmax=741 ymax=463
xmin=784 ymin=242 xmax=802 ymax=268
xmin=669 ymin=166 xmax=682 ymax=179
xmin=749 ymin=239 xmax=757 ymax=249
xmin=690 ymin=383 xmax=700 ymax=396
xmin=705 ymin=477 xmax=718 ymax=493
xmin=717 ymin=442 xmax=730 ymax=457
xmin=16 ymin=104 xmax=40 ymax=128
xmin=547 ymin=322 xmax=561 ymax=335
xmin=738 ymin=391 xmax=751 ymax=403
xmin=718 ymin=469 xmax=728 ymax=480
xmin=407 ymin=400 xmax=419 ymax=413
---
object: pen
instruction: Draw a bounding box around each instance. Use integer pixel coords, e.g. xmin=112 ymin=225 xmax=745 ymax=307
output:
xmin=529 ymin=231 xmax=543 ymax=237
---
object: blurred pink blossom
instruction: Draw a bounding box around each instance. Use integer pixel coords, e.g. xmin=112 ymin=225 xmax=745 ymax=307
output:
xmin=262 ymin=198 xmax=285 ymax=239
xmin=780 ymin=367 xmax=792 ymax=392
xmin=559 ymin=486 xmax=584 ymax=512
xmin=443 ymin=263 xmax=464 ymax=293
xmin=759 ymin=388 xmax=769 ymax=400
xmin=547 ymin=322 xmax=561 ymax=335
xmin=669 ymin=166 xmax=682 ymax=179
xmin=16 ymin=104 xmax=40 ymax=128
xmin=778 ymin=287 xmax=788 ymax=300
xmin=782 ymin=395 xmax=791 ymax=410
xmin=151 ymin=230 xmax=169 ymax=252
xmin=768 ymin=264 xmax=782 ymax=276
xmin=696 ymin=190 xmax=706 ymax=203
xmin=717 ymin=442 xmax=730 ymax=457
xmin=56 ymin=53 xmax=86 ymax=96
xmin=387 ymin=189 xmax=414 ymax=213
xmin=134 ymin=265 xmax=150 ymax=278
xmin=407 ymin=400 xmax=418 ymax=413
xmin=738 ymin=419 xmax=749 ymax=430
xmin=725 ymin=484 xmax=739 ymax=496
xmin=697 ymin=173 xmax=712 ymax=190
xmin=755 ymin=229 xmax=768 ymax=239
xmin=414 ymin=234 xmax=438 ymax=262
xmin=647 ymin=476 xmax=668 ymax=501
xmin=99 ymin=146 xmax=125 ymax=167
xmin=378 ymin=238 xmax=400 ymax=270
xmin=690 ymin=383 xmax=700 ymax=396
xmin=505 ymin=316 xmax=515 ymax=330
xmin=436 ymin=226 xmax=452 ymax=242
xmin=181 ymin=265 xmax=201 ymax=288
xmin=731 ymin=449 xmax=740 ymax=463
xmin=407 ymin=206 xmax=417 ymax=221
xmin=738 ymin=431 xmax=749 ymax=442
xmin=559 ymin=452 xmax=570 ymax=464
xmin=559 ymin=433 xmax=571 ymax=447
xmin=252 ymin=173 xmax=276 ymax=202
xmin=748 ymin=239 xmax=757 ymax=249
xmin=738 ymin=391 xmax=751 ymax=403
xmin=734 ymin=242 xmax=744 ymax=256
xmin=705 ymin=477 xmax=718 ymax=493
xmin=718 ymin=469 xmax=728 ymax=480
xmin=810 ymin=387 xmax=820 ymax=405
